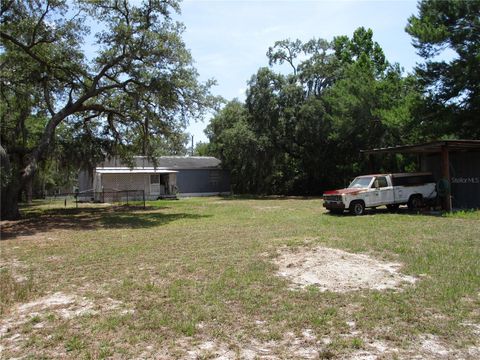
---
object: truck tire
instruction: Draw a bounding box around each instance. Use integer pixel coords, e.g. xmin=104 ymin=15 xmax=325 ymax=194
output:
xmin=408 ymin=195 xmax=423 ymax=211
xmin=350 ymin=201 xmax=365 ymax=216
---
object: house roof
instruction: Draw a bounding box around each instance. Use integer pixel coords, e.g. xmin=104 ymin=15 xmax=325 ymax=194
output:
xmin=150 ymin=156 xmax=222 ymax=169
xmin=98 ymin=156 xmax=223 ymax=170
xmin=95 ymin=168 xmax=178 ymax=174
xmin=361 ymin=140 xmax=480 ymax=155
xmin=356 ymin=172 xmax=432 ymax=178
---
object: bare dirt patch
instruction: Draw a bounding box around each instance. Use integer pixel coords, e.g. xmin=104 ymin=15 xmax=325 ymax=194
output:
xmin=350 ymin=334 xmax=480 ymax=359
xmin=0 ymin=258 xmax=29 ymax=283
xmin=0 ymin=292 xmax=95 ymax=338
xmin=274 ymin=246 xmax=417 ymax=292
xmin=177 ymin=329 xmax=322 ymax=359
xmin=253 ymin=205 xmax=282 ymax=211
xmin=165 ymin=328 xmax=480 ymax=359
xmin=0 ymin=291 xmax=133 ymax=356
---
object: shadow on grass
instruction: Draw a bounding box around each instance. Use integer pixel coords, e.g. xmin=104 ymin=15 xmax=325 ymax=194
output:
xmin=325 ymin=206 xmax=445 ymax=217
xmin=1 ymin=205 xmax=210 ymax=240
xmin=219 ymin=194 xmax=321 ymax=201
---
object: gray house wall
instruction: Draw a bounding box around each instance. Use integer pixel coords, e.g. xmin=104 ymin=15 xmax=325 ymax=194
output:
xmin=78 ymin=168 xmax=93 ymax=192
xmin=176 ymin=169 xmax=230 ymax=195
xmin=421 ymin=151 xmax=480 ymax=209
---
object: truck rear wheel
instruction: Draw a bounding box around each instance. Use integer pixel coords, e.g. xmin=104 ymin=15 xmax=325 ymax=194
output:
xmin=408 ymin=195 xmax=423 ymax=211
xmin=350 ymin=201 xmax=365 ymax=216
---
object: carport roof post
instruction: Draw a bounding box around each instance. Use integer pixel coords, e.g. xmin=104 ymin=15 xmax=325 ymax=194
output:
xmin=441 ymin=145 xmax=452 ymax=212
xmin=361 ymin=140 xmax=480 ymax=212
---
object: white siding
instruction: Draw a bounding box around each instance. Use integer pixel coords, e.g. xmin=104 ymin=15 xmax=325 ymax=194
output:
xmin=102 ymin=173 xmax=149 ymax=194
xmin=98 ymin=173 xmax=177 ymax=200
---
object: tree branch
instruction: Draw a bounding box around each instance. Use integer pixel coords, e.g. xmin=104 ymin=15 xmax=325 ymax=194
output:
xmin=30 ymin=0 xmax=51 ymax=47
xmin=0 ymin=0 xmax=14 ymax=16
xmin=91 ymin=54 xmax=126 ymax=90
xmin=0 ymin=31 xmax=50 ymax=68
xmin=42 ymin=78 xmax=55 ymax=116
xmin=76 ymin=104 xmax=125 ymax=118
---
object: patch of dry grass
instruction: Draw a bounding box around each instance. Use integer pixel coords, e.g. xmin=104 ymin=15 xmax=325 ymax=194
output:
xmin=1 ymin=197 xmax=479 ymax=358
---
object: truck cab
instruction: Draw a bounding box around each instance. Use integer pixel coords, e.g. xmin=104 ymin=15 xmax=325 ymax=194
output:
xmin=323 ymin=173 xmax=437 ymax=215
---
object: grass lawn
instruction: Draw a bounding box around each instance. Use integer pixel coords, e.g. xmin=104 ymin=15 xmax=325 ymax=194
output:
xmin=1 ymin=197 xmax=479 ymax=359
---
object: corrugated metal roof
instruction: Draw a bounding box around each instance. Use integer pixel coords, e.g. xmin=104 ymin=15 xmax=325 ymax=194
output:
xmin=95 ymin=168 xmax=178 ymax=174
xmin=361 ymin=140 xmax=480 ymax=155
xmin=99 ymin=156 xmax=222 ymax=169
xmin=357 ymin=172 xmax=433 ymax=178
xmin=152 ymin=156 xmax=222 ymax=169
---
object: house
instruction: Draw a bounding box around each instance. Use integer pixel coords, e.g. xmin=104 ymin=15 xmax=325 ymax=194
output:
xmin=78 ymin=156 xmax=230 ymax=201
xmin=362 ymin=140 xmax=480 ymax=210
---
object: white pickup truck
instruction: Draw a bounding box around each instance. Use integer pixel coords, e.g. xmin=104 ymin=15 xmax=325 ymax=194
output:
xmin=323 ymin=173 xmax=437 ymax=215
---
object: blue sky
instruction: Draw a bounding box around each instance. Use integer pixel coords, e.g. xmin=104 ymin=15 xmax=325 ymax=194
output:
xmin=178 ymin=0 xmax=423 ymax=144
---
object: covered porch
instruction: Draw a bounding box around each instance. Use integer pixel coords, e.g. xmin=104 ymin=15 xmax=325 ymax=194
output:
xmin=93 ymin=167 xmax=178 ymax=201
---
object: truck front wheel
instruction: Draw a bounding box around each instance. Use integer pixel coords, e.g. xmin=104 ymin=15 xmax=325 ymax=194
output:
xmin=350 ymin=201 xmax=365 ymax=216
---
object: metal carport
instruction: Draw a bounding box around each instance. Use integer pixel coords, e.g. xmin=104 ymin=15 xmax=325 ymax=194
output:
xmin=361 ymin=140 xmax=480 ymax=211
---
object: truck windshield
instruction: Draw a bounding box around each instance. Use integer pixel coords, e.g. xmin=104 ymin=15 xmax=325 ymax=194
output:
xmin=349 ymin=177 xmax=373 ymax=188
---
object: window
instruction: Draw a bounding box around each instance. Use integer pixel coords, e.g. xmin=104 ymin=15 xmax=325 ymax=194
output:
xmin=392 ymin=174 xmax=435 ymax=186
xmin=150 ymin=174 xmax=160 ymax=184
xmin=349 ymin=177 xmax=373 ymax=188
xmin=376 ymin=176 xmax=388 ymax=188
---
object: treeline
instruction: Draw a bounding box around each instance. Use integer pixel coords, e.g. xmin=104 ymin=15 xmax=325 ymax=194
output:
xmin=203 ymin=1 xmax=480 ymax=195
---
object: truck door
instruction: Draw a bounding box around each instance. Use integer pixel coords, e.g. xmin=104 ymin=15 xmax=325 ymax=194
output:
xmin=370 ymin=176 xmax=393 ymax=206
xmin=377 ymin=176 xmax=394 ymax=204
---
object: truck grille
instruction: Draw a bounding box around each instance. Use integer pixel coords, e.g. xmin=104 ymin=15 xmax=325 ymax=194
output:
xmin=324 ymin=195 xmax=342 ymax=202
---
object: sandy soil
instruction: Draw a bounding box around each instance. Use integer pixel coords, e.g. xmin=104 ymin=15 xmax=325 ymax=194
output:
xmin=1 ymin=246 xmax=477 ymax=358
xmin=0 ymin=292 xmax=132 ymax=356
xmin=1 ymin=289 xmax=478 ymax=359
xmin=274 ymin=246 xmax=417 ymax=292
xmin=169 ymin=331 xmax=480 ymax=360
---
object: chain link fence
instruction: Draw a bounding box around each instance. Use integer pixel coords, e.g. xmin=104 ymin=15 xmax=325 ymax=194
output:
xmin=45 ymin=190 xmax=146 ymax=209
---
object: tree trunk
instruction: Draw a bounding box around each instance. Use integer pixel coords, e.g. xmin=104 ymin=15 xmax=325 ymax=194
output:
xmin=0 ymin=145 xmax=21 ymax=220
xmin=26 ymin=176 xmax=33 ymax=204
xmin=1 ymin=182 xmax=21 ymax=220
xmin=1 ymin=71 xmax=110 ymax=220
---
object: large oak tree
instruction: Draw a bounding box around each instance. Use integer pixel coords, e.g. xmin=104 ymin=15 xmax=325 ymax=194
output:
xmin=0 ymin=0 xmax=216 ymax=219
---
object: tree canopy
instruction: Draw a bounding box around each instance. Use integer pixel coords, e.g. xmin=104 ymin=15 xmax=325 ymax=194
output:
xmin=0 ymin=0 xmax=217 ymax=219
xmin=406 ymin=0 xmax=480 ymax=138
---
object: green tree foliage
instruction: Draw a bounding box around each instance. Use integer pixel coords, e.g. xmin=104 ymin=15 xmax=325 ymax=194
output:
xmin=207 ymin=28 xmax=422 ymax=194
xmin=193 ymin=141 xmax=211 ymax=156
xmin=406 ymin=0 xmax=480 ymax=138
xmin=0 ymin=0 xmax=216 ymax=219
xmin=206 ymin=100 xmax=261 ymax=193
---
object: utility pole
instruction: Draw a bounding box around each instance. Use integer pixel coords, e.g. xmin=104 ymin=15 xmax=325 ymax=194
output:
xmin=191 ymin=135 xmax=194 ymax=156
